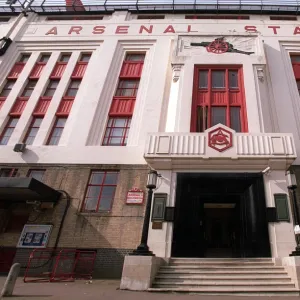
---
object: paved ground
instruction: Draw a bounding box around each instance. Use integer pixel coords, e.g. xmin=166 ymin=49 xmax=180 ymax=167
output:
xmin=0 ymin=277 xmax=300 ymax=300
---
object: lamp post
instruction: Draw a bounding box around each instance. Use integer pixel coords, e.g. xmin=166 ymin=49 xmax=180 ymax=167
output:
xmin=132 ymin=170 xmax=158 ymax=256
xmin=286 ymin=171 xmax=300 ymax=256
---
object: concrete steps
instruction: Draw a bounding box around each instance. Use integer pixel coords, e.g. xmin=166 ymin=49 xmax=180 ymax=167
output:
xmin=149 ymin=258 xmax=299 ymax=295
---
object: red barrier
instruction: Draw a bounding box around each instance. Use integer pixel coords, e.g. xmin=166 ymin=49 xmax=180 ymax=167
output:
xmin=24 ymin=248 xmax=96 ymax=283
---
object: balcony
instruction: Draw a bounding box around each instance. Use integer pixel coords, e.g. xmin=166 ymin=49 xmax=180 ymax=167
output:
xmin=144 ymin=125 xmax=296 ymax=170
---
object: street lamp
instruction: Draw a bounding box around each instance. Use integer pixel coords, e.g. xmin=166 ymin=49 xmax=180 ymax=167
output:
xmin=286 ymin=171 xmax=300 ymax=256
xmin=132 ymin=170 xmax=158 ymax=256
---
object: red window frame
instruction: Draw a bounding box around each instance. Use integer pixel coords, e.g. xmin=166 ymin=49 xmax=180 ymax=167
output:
xmin=115 ymin=79 xmax=139 ymax=97
xmin=102 ymin=117 xmax=131 ymax=146
xmin=21 ymin=79 xmax=38 ymax=98
xmin=23 ymin=117 xmax=43 ymax=145
xmin=43 ymin=80 xmax=59 ymax=97
xmin=191 ymin=66 xmax=248 ymax=133
xmin=0 ymin=117 xmax=19 ymax=145
xmin=0 ymin=168 xmax=18 ymax=177
xmin=27 ymin=169 xmax=45 ymax=181
xmin=0 ymin=80 xmax=16 ymax=97
xmin=82 ymin=170 xmax=119 ymax=212
xmin=46 ymin=117 xmax=67 ymax=145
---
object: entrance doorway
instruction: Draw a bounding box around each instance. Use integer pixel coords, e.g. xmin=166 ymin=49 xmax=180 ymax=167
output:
xmin=171 ymin=173 xmax=271 ymax=258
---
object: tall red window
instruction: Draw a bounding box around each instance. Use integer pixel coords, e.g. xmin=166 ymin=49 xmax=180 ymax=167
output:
xmin=103 ymin=53 xmax=145 ymax=146
xmin=0 ymin=80 xmax=16 ymax=109
xmin=0 ymin=117 xmax=19 ymax=145
xmin=7 ymin=53 xmax=31 ymax=79
xmin=191 ymin=66 xmax=247 ymax=132
xmin=82 ymin=171 xmax=118 ymax=212
xmin=30 ymin=54 xmax=51 ymax=79
xmin=23 ymin=117 xmax=43 ymax=145
xmin=47 ymin=117 xmax=67 ymax=145
xmin=51 ymin=54 xmax=71 ymax=79
xmin=291 ymin=56 xmax=300 ymax=95
xmin=10 ymin=80 xmax=37 ymax=116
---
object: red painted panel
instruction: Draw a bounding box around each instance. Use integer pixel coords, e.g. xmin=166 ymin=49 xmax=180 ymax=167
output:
xmin=197 ymin=92 xmax=207 ymax=105
xmin=30 ymin=63 xmax=46 ymax=79
xmin=211 ymin=92 xmax=226 ymax=105
xmin=229 ymin=92 xmax=241 ymax=105
xmin=72 ymin=63 xmax=87 ymax=78
xmin=7 ymin=63 xmax=25 ymax=79
xmin=292 ymin=64 xmax=300 ymax=79
xmin=120 ymin=62 xmax=144 ymax=78
xmin=51 ymin=63 xmax=67 ymax=78
xmin=33 ymin=97 xmax=51 ymax=116
xmin=10 ymin=97 xmax=28 ymax=116
xmin=56 ymin=97 xmax=74 ymax=116
xmin=109 ymin=97 xmax=136 ymax=116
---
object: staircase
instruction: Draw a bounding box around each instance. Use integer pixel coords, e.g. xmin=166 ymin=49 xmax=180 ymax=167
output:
xmin=149 ymin=258 xmax=299 ymax=295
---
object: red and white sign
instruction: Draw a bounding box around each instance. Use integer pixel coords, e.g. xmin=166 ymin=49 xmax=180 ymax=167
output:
xmin=126 ymin=188 xmax=144 ymax=204
xmin=208 ymin=127 xmax=233 ymax=152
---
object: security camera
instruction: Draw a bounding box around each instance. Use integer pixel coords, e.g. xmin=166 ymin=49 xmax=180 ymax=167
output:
xmin=262 ymin=166 xmax=271 ymax=174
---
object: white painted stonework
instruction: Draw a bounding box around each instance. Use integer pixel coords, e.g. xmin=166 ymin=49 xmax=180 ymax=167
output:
xmin=1 ymin=11 xmax=300 ymax=259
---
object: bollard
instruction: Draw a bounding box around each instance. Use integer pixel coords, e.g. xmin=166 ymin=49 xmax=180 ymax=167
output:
xmin=1 ymin=263 xmax=21 ymax=297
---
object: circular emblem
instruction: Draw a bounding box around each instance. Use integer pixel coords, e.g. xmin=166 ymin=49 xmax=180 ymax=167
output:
xmin=207 ymin=40 xmax=229 ymax=54
xmin=208 ymin=127 xmax=233 ymax=152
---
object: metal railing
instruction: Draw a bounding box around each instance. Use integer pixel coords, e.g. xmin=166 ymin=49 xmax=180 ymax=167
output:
xmin=0 ymin=0 xmax=300 ymax=14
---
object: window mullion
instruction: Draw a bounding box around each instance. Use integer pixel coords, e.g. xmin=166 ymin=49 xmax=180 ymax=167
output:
xmin=96 ymin=172 xmax=106 ymax=212
xmin=207 ymin=69 xmax=212 ymax=129
xmin=225 ymin=69 xmax=230 ymax=128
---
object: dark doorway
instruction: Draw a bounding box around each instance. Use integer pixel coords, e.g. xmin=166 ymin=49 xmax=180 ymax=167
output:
xmin=171 ymin=173 xmax=271 ymax=258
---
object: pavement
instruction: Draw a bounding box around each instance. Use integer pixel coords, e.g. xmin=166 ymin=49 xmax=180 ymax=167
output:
xmin=0 ymin=277 xmax=300 ymax=300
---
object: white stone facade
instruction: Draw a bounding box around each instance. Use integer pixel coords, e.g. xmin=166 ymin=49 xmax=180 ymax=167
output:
xmin=1 ymin=10 xmax=300 ymax=260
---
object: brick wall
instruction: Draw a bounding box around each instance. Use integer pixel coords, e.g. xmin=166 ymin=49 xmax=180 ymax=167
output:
xmin=0 ymin=164 xmax=148 ymax=278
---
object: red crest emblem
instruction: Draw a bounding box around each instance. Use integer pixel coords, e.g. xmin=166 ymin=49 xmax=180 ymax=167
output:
xmin=208 ymin=127 xmax=233 ymax=152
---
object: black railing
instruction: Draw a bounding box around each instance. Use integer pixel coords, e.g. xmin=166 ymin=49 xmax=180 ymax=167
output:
xmin=0 ymin=0 xmax=300 ymax=14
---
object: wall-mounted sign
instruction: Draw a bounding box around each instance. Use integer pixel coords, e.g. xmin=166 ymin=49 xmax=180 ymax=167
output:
xmin=17 ymin=224 xmax=53 ymax=248
xmin=126 ymin=188 xmax=144 ymax=205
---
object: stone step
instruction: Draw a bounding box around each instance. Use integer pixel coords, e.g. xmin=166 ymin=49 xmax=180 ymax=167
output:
xmin=158 ymin=270 xmax=288 ymax=275
xmin=148 ymin=287 xmax=300 ymax=296
xmin=170 ymin=258 xmax=273 ymax=262
xmin=152 ymin=281 xmax=296 ymax=288
xmin=160 ymin=265 xmax=285 ymax=270
xmin=156 ymin=275 xmax=291 ymax=281
xmin=170 ymin=261 xmax=275 ymax=266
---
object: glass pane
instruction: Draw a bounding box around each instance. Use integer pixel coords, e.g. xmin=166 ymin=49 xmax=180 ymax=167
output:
xmin=22 ymin=89 xmax=33 ymax=97
xmin=5 ymin=81 xmax=15 ymax=89
xmin=86 ymin=186 xmax=101 ymax=198
xmin=29 ymin=170 xmax=44 ymax=181
xmin=125 ymin=54 xmax=145 ymax=61
xmin=196 ymin=106 xmax=208 ymax=132
xmin=56 ymin=118 xmax=67 ymax=127
xmin=212 ymin=71 xmax=225 ymax=89
xmin=85 ymin=198 xmax=98 ymax=211
xmin=19 ymin=54 xmax=31 ymax=63
xmin=28 ymin=128 xmax=38 ymax=137
xmin=0 ymin=90 xmax=10 ymax=97
xmin=229 ymin=70 xmax=239 ymax=89
xmin=25 ymin=136 xmax=34 ymax=145
xmin=44 ymin=89 xmax=55 ymax=97
xmin=199 ymin=71 xmax=208 ymax=88
xmin=104 ymin=172 xmax=118 ymax=184
xmin=101 ymin=186 xmax=115 ymax=198
xmin=10 ymin=118 xmax=19 ymax=127
xmin=230 ymin=107 xmax=241 ymax=132
xmin=60 ymin=55 xmax=71 ymax=62
xmin=80 ymin=54 xmax=91 ymax=62
xmin=70 ymin=81 xmax=81 ymax=88
xmin=49 ymin=81 xmax=59 ymax=89
xmin=109 ymin=137 xmax=122 ymax=145
xmin=111 ymin=128 xmax=124 ymax=136
xmin=33 ymin=118 xmax=43 ymax=127
xmin=114 ymin=118 xmax=127 ymax=127
xmin=40 ymin=55 xmax=50 ymax=63
xmin=291 ymin=56 xmax=300 ymax=63
xmin=0 ymin=136 xmax=9 ymax=145
xmin=90 ymin=172 xmax=104 ymax=185
xmin=211 ymin=107 xmax=226 ymax=126
xmin=99 ymin=197 xmax=113 ymax=211
xmin=66 ymin=88 xmax=78 ymax=97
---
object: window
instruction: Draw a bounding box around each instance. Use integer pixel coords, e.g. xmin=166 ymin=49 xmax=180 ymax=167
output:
xmin=19 ymin=54 xmax=31 ymax=63
xmin=39 ymin=54 xmax=51 ymax=63
xmin=21 ymin=80 xmax=37 ymax=97
xmin=82 ymin=171 xmax=118 ymax=212
xmin=291 ymin=56 xmax=300 ymax=63
xmin=65 ymin=80 xmax=81 ymax=97
xmin=0 ymin=80 xmax=16 ymax=97
xmin=124 ymin=53 xmax=145 ymax=62
xmin=0 ymin=168 xmax=17 ymax=177
xmin=23 ymin=117 xmax=43 ymax=145
xmin=47 ymin=16 xmax=103 ymax=21
xmin=185 ymin=15 xmax=249 ymax=20
xmin=27 ymin=169 xmax=45 ymax=182
xmin=115 ymin=80 xmax=139 ymax=97
xmin=290 ymin=55 xmax=300 ymax=96
xmin=43 ymin=80 xmax=59 ymax=97
xmin=270 ymin=16 xmax=297 ymax=21
xmin=192 ymin=67 xmax=246 ymax=133
xmin=103 ymin=117 xmax=131 ymax=146
xmin=60 ymin=54 xmax=71 ymax=63
xmin=297 ymin=81 xmax=300 ymax=95
xmin=137 ymin=15 xmax=165 ymax=19
xmin=47 ymin=117 xmax=67 ymax=145
xmin=79 ymin=54 xmax=91 ymax=63
xmin=0 ymin=117 xmax=19 ymax=145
